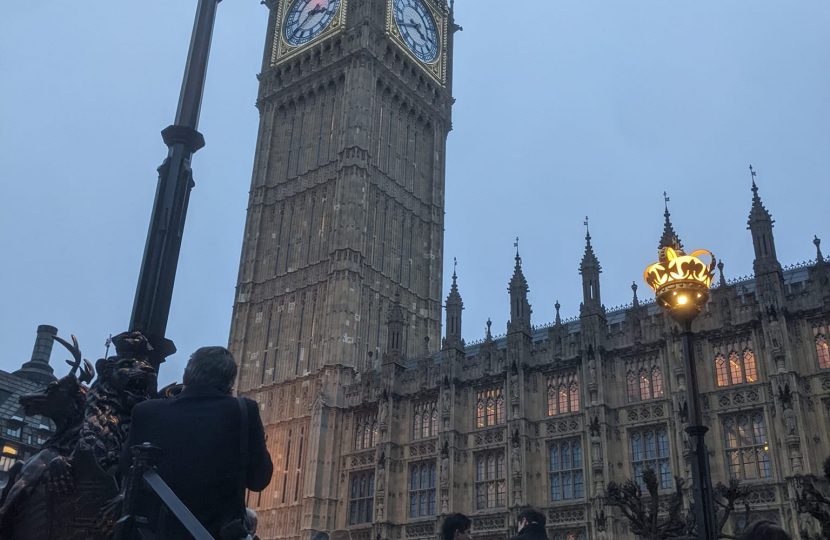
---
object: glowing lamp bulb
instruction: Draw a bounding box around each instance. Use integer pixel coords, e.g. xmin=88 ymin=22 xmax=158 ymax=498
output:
xmin=677 ymin=295 xmax=688 ymax=306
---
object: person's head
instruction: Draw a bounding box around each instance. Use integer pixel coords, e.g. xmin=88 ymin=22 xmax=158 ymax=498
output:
xmin=245 ymin=509 xmax=258 ymax=534
xmin=182 ymin=346 xmax=237 ymax=394
xmin=442 ymin=513 xmax=471 ymax=540
xmin=516 ymin=509 xmax=546 ymax=533
xmin=737 ymin=521 xmax=791 ymax=540
xmin=310 ymin=531 xmax=330 ymax=540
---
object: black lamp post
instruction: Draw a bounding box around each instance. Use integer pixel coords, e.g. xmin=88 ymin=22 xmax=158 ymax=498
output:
xmin=129 ymin=0 xmax=222 ymax=369
xmin=644 ymin=239 xmax=718 ymax=540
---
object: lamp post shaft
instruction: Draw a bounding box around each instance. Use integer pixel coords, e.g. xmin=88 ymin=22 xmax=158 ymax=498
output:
xmin=681 ymin=320 xmax=718 ymax=540
xmin=129 ymin=0 xmax=220 ymax=365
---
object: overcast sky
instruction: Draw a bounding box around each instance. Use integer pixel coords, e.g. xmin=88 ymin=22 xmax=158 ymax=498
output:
xmin=1 ymin=1 xmax=827 ymax=386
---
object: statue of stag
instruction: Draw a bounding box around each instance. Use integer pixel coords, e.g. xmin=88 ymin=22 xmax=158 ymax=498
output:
xmin=0 ymin=335 xmax=94 ymax=538
xmin=0 ymin=331 xmax=158 ymax=540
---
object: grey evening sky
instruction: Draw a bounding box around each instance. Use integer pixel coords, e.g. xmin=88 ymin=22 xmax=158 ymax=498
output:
xmin=1 ymin=1 xmax=827 ymax=386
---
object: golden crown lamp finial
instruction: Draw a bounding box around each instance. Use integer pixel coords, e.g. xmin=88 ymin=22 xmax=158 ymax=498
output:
xmin=644 ymin=245 xmax=717 ymax=323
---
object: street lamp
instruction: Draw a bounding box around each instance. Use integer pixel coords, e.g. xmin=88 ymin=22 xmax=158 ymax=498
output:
xmin=644 ymin=240 xmax=718 ymax=540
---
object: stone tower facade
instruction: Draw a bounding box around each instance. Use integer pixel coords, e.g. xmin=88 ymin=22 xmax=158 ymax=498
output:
xmin=229 ymin=1 xmax=456 ymax=538
xmin=268 ymin=181 xmax=827 ymax=540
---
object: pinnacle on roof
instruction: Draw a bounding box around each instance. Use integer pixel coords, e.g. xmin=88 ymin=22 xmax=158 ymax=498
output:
xmin=446 ymin=257 xmax=463 ymax=306
xmin=747 ymin=165 xmax=774 ymax=226
xmin=816 ymin=236 xmax=825 ymax=265
xmin=509 ymin=237 xmax=529 ymax=291
xmin=718 ymin=261 xmax=727 ymax=287
xmin=579 ymin=217 xmax=601 ymax=272
xmin=631 ymin=282 xmax=639 ymax=308
xmin=554 ymin=300 xmax=562 ymax=325
xmin=658 ymin=193 xmax=683 ymax=252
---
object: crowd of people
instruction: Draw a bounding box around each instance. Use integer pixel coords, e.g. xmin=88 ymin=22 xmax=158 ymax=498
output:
xmin=124 ymin=346 xmax=795 ymax=540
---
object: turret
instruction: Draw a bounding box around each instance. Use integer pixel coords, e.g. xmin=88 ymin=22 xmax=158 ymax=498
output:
xmin=508 ymin=240 xmax=532 ymax=334
xmin=383 ymin=292 xmax=405 ymax=364
xmin=579 ymin=219 xmax=603 ymax=317
xmin=443 ymin=258 xmax=464 ymax=351
xmin=747 ymin=166 xmax=782 ymax=276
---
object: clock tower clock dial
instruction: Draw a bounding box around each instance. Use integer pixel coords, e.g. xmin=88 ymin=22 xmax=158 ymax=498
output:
xmin=284 ymin=0 xmax=342 ymax=46
xmin=393 ymin=0 xmax=439 ymax=62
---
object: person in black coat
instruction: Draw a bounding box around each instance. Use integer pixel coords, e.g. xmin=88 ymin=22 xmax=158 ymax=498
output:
xmin=508 ymin=509 xmax=549 ymax=540
xmin=122 ymin=346 xmax=273 ymax=540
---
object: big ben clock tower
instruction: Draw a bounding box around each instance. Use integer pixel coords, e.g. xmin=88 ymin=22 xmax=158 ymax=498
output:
xmin=229 ymin=0 xmax=456 ymax=538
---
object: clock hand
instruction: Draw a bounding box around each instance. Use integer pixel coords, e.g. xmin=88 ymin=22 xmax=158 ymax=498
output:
xmin=408 ymin=18 xmax=426 ymax=41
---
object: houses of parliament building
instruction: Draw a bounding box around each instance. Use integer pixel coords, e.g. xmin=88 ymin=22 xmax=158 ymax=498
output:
xmin=227 ymin=1 xmax=830 ymax=539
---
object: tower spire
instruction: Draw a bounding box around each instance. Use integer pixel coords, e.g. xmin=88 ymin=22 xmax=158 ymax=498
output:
xmin=659 ymin=192 xmax=683 ymax=251
xmin=444 ymin=258 xmax=464 ymax=350
xmin=718 ymin=261 xmax=727 ymax=287
xmin=508 ymin=239 xmax=531 ymax=334
xmin=580 ymin=218 xmax=603 ymax=316
xmin=746 ymin=166 xmax=781 ymax=275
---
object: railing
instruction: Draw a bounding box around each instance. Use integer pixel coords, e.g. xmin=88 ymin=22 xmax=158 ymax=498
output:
xmin=113 ymin=443 xmax=214 ymax=540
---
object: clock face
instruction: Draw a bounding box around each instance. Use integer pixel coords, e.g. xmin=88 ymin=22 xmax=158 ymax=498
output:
xmin=284 ymin=0 xmax=342 ymax=47
xmin=393 ymin=0 xmax=439 ymax=63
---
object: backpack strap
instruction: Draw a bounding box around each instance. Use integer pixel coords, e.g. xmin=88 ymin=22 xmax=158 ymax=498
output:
xmin=238 ymin=397 xmax=249 ymax=491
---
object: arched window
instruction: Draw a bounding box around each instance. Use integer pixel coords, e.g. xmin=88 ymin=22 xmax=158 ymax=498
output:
xmin=547 ymin=373 xmax=579 ymax=415
xmin=348 ymin=471 xmax=375 ymax=525
xmin=652 ymin=367 xmax=664 ymax=398
xmin=559 ymin=385 xmax=568 ymax=414
xmin=477 ymin=388 xmax=504 ymax=427
xmin=815 ymin=326 xmax=830 ymax=369
xmin=627 ymin=371 xmax=639 ymax=402
xmin=408 ymin=462 xmax=437 ymax=517
xmin=549 ymin=439 xmax=584 ymax=501
xmin=715 ymin=354 xmax=729 ymax=387
xmin=630 ymin=426 xmax=672 ymax=490
xmin=569 ymin=381 xmax=580 ymax=412
xmin=413 ymin=401 xmax=438 ymax=439
xmin=639 ymin=368 xmax=652 ymax=401
xmin=723 ymin=412 xmax=771 ymax=480
xmin=628 ymin=361 xmax=663 ymax=402
xmin=729 ymin=352 xmax=744 ymax=384
xmin=743 ymin=350 xmax=758 ymax=382
xmin=714 ymin=340 xmax=758 ymax=387
xmin=355 ymin=412 xmax=379 ymax=450
xmin=475 ymin=450 xmax=506 ymax=509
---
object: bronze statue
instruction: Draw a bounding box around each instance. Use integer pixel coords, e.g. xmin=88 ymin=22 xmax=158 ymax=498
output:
xmin=0 ymin=331 xmax=158 ymax=540
xmin=0 ymin=335 xmax=93 ymax=537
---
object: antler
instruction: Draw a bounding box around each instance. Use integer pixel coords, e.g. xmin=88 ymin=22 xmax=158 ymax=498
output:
xmin=79 ymin=359 xmax=95 ymax=384
xmin=53 ymin=334 xmax=93 ymax=383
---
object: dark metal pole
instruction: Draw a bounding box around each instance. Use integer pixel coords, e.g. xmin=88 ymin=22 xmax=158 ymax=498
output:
xmin=129 ymin=0 xmax=221 ymax=367
xmin=681 ymin=320 xmax=718 ymax=540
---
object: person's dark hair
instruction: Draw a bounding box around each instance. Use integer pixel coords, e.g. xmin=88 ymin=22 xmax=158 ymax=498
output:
xmin=183 ymin=346 xmax=238 ymax=394
xmin=442 ymin=513 xmax=471 ymax=540
xmin=517 ymin=509 xmax=546 ymax=528
xmin=737 ymin=520 xmax=791 ymax=540
xmin=310 ymin=531 xmax=330 ymax=540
